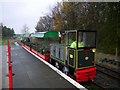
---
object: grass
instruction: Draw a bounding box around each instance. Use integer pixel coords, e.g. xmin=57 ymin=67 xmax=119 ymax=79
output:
xmin=0 ymin=39 xmax=8 ymax=45
xmin=0 ymin=39 xmax=15 ymax=46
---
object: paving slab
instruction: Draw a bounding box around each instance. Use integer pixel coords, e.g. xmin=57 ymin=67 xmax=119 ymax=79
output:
xmin=2 ymin=46 xmax=9 ymax=88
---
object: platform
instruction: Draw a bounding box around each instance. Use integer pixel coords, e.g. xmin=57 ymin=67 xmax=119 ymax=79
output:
xmin=0 ymin=46 xmax=86 ymax=90
xmin=1 ymin=45 xmax=86 ymax=89
xmin=2 ymin=46 xmax=9 ymax=88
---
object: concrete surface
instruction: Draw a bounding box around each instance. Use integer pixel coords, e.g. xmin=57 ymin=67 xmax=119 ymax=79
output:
xmin=11 ymin=46 xmax=78 ymax=88
xmin=2 ymin=46 xmax=9 ymax=88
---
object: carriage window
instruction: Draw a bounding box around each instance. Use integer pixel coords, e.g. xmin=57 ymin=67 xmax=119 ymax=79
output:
xmin=46 ymin=38 xmax=59 ymax=49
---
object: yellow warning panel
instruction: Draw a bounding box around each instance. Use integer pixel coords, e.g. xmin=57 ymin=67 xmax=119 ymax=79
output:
xmin=70 ymin=54 xmax=73 ymax=58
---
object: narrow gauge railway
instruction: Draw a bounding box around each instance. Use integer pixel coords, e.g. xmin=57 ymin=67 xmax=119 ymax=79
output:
xmin=97 ymin=58 xmax=120 ymax=73
xmin=17 ymin=30 xmax=120 ymax=89
xmin=80 ymin=71 xmax=120 ymax=89
xmin=18 ymin=30 xmax=97 ymax=83
xmin=89 ymin=64 xmax=120 ymax=89
xmin=93 ymin=70 xmax=120 ymax=89
xmin=96 ymin=64 xmax=120 ymax=80
xmin=80 ymin=81 xmax=105 ymax=90
xmin=79 ymin=64 xmax=120 ymax=89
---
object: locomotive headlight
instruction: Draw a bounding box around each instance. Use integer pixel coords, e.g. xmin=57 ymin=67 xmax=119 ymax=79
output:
xmin=92 ymin=49 xmax=96 ymax=52
xmin=85 ymin=56 xmax=89 ymax=60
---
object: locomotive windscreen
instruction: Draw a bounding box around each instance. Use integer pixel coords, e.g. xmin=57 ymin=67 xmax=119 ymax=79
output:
xmin=78 ymin=31 xmax=96 ymax=48
xmin=68 ymin=32 xmax=76 ymax=46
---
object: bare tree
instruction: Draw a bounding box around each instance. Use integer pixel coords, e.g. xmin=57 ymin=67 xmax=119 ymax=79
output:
xmin=35 ymin=15 xmax=54 ymax=32
xmin=21 ymin=24 xmax=29 ymax=34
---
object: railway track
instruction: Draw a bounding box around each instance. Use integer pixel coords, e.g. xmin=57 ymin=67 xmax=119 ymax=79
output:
xmin=96 ymin=64 xmax=120 ymax=80
xmin=93 ymin=64 xmax=120 ymax=89
xmin=80 ymin=81 xmax=105 ymax=90
xmin=81 ymin=64 xmax=120 ymax=89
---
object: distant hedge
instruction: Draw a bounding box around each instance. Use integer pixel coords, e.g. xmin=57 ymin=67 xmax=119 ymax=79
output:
xmin=2 ymin=25 xmax=15 ymax=38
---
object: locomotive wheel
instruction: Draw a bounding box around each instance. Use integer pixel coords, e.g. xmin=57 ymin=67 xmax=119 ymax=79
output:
xmin=55 ymin=62 xmax=59 ymax=69
xmin=73 ymin=71 xmax=76 ymax=80
xmin=63 ymin=66 xmax=69 ymax=75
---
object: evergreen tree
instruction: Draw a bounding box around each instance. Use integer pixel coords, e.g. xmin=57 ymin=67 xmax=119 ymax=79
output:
xmin=2 ymin=25 xmax=15 ymax=38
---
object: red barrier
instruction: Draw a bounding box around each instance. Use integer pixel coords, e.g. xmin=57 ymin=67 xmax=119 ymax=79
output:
xmin=8 ymin=41 xmax=13 ymax=90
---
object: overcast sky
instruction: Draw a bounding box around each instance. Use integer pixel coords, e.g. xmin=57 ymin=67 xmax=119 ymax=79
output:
xmin=0 ymin=0 xmax=62 ymax=34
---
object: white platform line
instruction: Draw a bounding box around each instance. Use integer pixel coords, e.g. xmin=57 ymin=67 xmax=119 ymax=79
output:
xmin=14 ymin=42 xmax=19 ymax=46
xmin=22 ymin=46 xmax=87 ymax=90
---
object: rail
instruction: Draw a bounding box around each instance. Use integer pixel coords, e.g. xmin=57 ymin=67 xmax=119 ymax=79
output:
xmin=96 ymin=64 xmax=120 ymax=80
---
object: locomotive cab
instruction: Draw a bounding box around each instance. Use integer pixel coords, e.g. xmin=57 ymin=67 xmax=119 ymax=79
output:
xmin=66 ymin=30 xmax=96 ymax=82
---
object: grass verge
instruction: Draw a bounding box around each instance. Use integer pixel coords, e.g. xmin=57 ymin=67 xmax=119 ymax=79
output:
xmin=0 ymin=39 xmax=15 ymax=46
xmin=0 ymin=39 xmax=7 ymax=45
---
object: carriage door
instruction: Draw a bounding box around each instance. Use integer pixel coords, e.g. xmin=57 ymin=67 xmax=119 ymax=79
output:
xmin=67 ymin=31 xmax=76 ymax=68
xmin=68 ymin=48 xmax=76 ymax=68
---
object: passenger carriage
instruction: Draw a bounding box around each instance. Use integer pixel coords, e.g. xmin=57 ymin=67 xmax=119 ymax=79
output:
xmin=21 ymin=31 xmax=60 ymax=62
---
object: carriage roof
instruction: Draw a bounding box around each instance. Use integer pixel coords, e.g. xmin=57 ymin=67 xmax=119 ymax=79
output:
xmin=30 ymin=31 xmax=60 ymax=38
xmin=20 ymin=33 xmax=30 ymax=37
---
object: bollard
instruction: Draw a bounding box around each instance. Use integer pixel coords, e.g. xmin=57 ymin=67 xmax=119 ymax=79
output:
xmin=7 ymin=41 xmax=13 ymax=90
